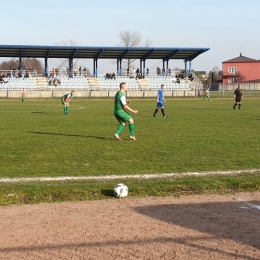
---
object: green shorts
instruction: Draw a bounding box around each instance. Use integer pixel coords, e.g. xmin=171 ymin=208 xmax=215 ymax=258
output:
xmin=114 ymin=110 xmax=132 ymax=123
xmin=61 ymin=98 xmax=66 ymax=105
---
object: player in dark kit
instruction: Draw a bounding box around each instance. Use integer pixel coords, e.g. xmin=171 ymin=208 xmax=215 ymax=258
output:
xmin=233 ymin=85 xmax=242 ymax=110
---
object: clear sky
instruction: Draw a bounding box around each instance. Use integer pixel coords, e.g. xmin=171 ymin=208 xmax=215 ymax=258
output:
xmin=1 ymin=0 xmax=260 ymax=73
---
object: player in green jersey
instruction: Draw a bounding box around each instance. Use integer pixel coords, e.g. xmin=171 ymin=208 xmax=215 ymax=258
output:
xmin=61 ymin=90 xmax=75 ymax=114
xmin=114 ymin=82 xmax=138 ymax=141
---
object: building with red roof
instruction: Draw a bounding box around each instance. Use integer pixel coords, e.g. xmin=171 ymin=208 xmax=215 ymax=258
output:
xmin=222 ymin=53 xmax=260 ymax=84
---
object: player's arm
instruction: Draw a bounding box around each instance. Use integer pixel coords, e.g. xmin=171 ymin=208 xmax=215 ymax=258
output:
xmin=123 ymin=104 xmax=138 ymax=114
xmin=121 ymin=96 xmax=138 ymax=114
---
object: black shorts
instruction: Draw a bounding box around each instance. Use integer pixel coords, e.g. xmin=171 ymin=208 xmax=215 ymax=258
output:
xmin=235 ymin=97 xmax=241 ymax=102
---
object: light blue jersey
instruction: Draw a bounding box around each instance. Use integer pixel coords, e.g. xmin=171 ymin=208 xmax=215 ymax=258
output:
xmin=157 ymin=89 xmax=164 ymax=108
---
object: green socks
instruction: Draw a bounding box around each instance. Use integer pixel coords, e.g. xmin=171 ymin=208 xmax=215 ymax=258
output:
xmin=64 ymin=107 xmax=70 ymax=114
xmin=116 ymin=124 xmax=125 ymax=135
xmin=129 ymin=123 xmax=135 ymax=137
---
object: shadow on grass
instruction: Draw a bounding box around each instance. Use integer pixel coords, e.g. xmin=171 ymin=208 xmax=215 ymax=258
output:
xmin=27 ymin=131 xmax=107 ymax=140
xmin=31 ymin=111 xmax=49 ymax=114
xmin=101 ymin=189 xmax=115 ymax=197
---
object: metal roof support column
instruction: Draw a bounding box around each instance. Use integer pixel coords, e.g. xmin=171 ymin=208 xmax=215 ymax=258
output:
xmin=45 ymin=48 xmax=51 ymax=77
xmin=19 ymin=47 xmax=23 ymax=73
xmin=92 ymin=59 xmax=95 ymax=77
xmin=45 ymin=58 xmax=48 ymax=77
xmin=96 ymin=59 xmax=98 ymax=77
xmin=94 ymin=48 xmax=104 ymax=78
xmin=140 ymin=59 xmax=142 ymax=76
xmin=119 ymin=59 xmax=122 ymax=76
xmin=166 ymin=60 xmax=169 ymax=77
xmin=184 ymin=60 xmax=188 ymax=77
xmin=69 ymin=58 xmax=73 ymax=74
xmin=117 ymin=59 xmax=119 ymax=76
xmin=143 ymin=60 xmax=146 ymax=77
xmin=189 ymin=60 xmax=192 ymax=72
xmin=162 ymin=59 xmax=165 ymax=77
xmin=93 ymin=59 xmax=98 ymax=77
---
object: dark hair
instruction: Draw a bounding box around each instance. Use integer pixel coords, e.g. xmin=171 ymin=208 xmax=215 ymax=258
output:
xmin=120 ymin=82 xmax=126 ymax=89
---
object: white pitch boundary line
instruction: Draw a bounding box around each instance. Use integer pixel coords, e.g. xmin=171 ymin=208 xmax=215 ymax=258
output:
xmin=0 ymin=169 xmax=259 ymax=183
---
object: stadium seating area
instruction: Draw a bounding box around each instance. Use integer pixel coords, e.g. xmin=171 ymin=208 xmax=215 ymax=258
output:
xmin=0 ymin=77 xmax=37 ymax=90
xmin=98 ymin=76 xmax=139 ymax=90
xmin=50 ymin=75 xmax=90 ymax=89
xmin=0 ymin=74 xmax=191 ymax=91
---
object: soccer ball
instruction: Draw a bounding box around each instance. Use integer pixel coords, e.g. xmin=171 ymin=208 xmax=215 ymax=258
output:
xmin=114 ymin=183 xmax=128 ymax=198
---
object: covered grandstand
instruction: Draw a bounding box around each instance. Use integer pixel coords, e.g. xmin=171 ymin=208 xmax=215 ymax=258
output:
xmin=0 ymin=44 xmax=209 ymax=96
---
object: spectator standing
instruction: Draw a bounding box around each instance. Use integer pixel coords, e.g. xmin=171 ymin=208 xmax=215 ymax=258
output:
xmin=162 ymin=67 xmax=165 ymax=76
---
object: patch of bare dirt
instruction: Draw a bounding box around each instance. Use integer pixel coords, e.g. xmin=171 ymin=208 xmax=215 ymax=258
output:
xmin=0 ymin=192 xmax=259 ymax=259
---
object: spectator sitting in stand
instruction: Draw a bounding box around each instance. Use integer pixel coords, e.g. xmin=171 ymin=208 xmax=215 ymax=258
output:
xmin=157 ymin=67 xmax=161 ymax=76
xmin=24 ymin=71 xmax=30 ymax=78
xmin=188 ymin=72 xmax=194 ymax=81
xmin=105 ymin=72 xmax=116 ymax=80
xmin=0 ymin=74 xmax=8 ymax=83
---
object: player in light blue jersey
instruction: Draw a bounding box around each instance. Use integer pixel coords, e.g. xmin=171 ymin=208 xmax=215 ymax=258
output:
xmin=153 ymin=84 xmax=167 ymax=117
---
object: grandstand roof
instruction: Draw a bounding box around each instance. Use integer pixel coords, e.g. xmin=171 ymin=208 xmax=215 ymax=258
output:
xmin=0 ymin=44 xmax=209 ymax=61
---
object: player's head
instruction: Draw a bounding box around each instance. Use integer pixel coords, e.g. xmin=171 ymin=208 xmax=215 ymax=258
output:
xmin=238 ymin=84 xmax=241 ymax=89
xmin=161 ymin=84 xmax=165 ymax=90
xmin=71 ymin=90 xmax=75 ymax=96
xmin=120 ymin=82 xmax=127 ymax=91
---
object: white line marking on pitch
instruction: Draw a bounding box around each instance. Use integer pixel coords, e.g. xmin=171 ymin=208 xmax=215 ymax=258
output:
xmin=71 ymin=106 xmax=85 ymax=110
xmin=0 ymin=169 xmax=259 ymax=183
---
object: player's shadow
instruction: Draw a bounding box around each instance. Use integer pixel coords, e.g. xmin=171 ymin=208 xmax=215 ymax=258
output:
xmin=134 ymin=200 xmax=260 ymax=249
xmin=31 ymin=111 xmax=49 ymax=114
xmin=28 ymin=131 xmax=107 ymax=140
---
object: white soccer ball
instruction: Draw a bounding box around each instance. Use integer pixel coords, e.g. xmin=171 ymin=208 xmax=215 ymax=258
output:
xmin=114 ymin=183 xmax=128 ymax=198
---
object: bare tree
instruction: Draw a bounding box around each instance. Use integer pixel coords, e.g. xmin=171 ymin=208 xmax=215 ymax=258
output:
xmin=0 ymin=58 xmax=44 ymax=74
xmin=22 ymin=58 xmax=44 ymax=73
xmin=118 ymin=30 xmax=142 ymax=47
xmin=236 ymin=71 xmax=246 ymax=83
xmin=54 ymin=39 xmax=81 ymax=71
xmin=117 ymin=30 xmax=152 ymax=72
xmin=0 ymin=59 xmax=18 ymax=70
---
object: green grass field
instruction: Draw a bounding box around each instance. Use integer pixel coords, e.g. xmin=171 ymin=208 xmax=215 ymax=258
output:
xmin=1 ymin=97 xmax=260 ymax=204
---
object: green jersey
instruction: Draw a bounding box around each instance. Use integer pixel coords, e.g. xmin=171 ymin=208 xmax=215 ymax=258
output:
xmin=114 ymin=91 xmax=127 ymax=112
xmin=62 ymin=93 xmax=73 ymax=101
xmin=114 ymin=91 xmax=132 ymax=123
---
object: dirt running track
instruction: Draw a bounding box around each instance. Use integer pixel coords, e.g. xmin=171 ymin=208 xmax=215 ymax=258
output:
xmin=0 ymin=192 xmax=259 ymax=260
